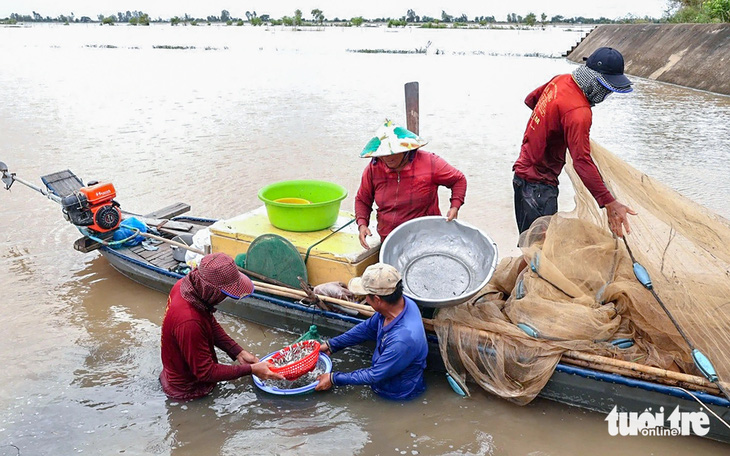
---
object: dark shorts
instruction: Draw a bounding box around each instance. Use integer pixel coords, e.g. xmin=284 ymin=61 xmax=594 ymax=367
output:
xmin=513 ymin=174 xmax=559 ymax=234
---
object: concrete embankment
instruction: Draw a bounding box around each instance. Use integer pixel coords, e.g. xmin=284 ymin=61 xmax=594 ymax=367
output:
xmin=568 ymin=24 xmax=730 ymax=95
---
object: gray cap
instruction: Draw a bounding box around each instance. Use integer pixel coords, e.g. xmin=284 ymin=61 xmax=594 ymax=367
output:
xmin=348 ymin=263 xmax=401 ymax=295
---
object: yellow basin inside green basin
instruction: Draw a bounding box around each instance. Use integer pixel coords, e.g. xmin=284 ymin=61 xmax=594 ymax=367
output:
xmin=258 ymin=180 xmax=348 ymax=232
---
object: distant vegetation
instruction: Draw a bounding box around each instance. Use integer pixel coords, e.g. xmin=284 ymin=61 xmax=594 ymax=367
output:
xmin=667 ymin=0 xmax=730 ymax=22
xmin=0 ymin=8 xmax=666 ymax=27
xmin=1 ymin=4 xmax=727 ymax=27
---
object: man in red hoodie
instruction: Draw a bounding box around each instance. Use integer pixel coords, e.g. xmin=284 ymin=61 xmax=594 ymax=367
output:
xmin=513 ymin=47 xmax=637 ymax=238
xmin=160 ymin=252 xmax=284 ymax=400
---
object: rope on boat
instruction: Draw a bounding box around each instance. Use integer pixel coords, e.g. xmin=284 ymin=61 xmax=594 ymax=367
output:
xmin=77 ymin=226 xmax=142 ymax=247
xmin=675 ymin=387 xmax=730 ymax=431
xmin=623 ymin=236 xmax=730 ymax=401
xmin=303 ymin=218 xmax=356 ymax=264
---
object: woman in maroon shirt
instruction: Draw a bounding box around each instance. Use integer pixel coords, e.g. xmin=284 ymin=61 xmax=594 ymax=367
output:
xmin=355 ymin=120 xmax=467 ymax=249
xmin=160 ymin=253 xmax=284 ymax=400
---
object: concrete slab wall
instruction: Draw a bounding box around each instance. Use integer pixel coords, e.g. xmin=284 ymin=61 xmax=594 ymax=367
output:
xmin=567 ymin=24 xmax=730 ymax=95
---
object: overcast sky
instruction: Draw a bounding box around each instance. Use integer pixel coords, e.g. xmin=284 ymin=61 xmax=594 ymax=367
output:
xmin=2 ymin=0 xmax=670 ymax=20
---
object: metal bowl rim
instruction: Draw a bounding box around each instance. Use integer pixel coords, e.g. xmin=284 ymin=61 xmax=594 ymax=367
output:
xmin=379 ymin=216 xmax=499 ymax=306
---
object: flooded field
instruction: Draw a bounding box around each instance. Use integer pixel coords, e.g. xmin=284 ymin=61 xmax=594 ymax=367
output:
xmin=1 ymin=24 xmax=728 ymax=455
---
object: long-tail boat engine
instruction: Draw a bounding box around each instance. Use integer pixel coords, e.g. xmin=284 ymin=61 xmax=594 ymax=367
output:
xmin=61 ymin=181 xmax=122 ymax=233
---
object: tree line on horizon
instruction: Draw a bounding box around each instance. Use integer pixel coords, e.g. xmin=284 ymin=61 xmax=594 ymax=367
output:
xmin=2 ymin=3 xmax=729 ymax=26
xmin=0 ymin=9 xmax=661 ymax=27
xmin=669 ymin=0 xmax=730 ymax=22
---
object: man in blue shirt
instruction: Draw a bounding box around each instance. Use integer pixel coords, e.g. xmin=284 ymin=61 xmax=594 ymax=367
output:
xmin=315 ymin=263 xmax=428 ymax=400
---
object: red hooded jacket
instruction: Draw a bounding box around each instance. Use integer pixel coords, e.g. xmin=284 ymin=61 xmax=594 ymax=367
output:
xmin=512 ymin=74 xmax=615 ymax=207
xmin=160 ymin=281 xmax=251 ymax=400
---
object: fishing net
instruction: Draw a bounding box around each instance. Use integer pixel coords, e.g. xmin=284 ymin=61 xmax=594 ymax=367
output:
xmin=434 ymin=140 xmax=730 ymax=404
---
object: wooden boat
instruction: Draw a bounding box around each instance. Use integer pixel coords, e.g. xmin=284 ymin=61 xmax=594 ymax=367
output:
xmin=84 ymin=201 xmax=730 ymax=444
xmin=3 ymin=127 xmax=729 ymax=443
xmin=1 ymin=158 xmax=729 ymax=443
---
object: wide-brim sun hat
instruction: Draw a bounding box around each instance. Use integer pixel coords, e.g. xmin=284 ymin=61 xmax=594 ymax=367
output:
xmin=198 ymin=252 xmax=254 ymax=299
xmin=360 ymin=119 xmax=428 ymax=158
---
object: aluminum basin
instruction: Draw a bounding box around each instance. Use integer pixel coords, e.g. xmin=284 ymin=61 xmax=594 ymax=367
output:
xmin=380 ymin=216 xmax=498 ymax=308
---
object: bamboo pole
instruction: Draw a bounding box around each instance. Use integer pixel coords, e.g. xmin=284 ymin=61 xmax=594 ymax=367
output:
xmin=252 ymin=281 xmax=375 ymax=316
xmin=238 ymin=266 xmax=295 ymax=289
xmin=424 ymin=317 xmax=723 ymax=393
xmin=254 ymin=287 xmax=309 ymax=303
xmin=561 ymin=356 xmax=721 ymax=395
xmin=141 ymin=232 xmax=367 ymax=307
xmin=564 ymin=349 xmax=722 ymax=391
xmin=245 ymin=280 xmax=726 ymax=395
xmin=139 ymin=231 xmax=375 ymax=315
xmin=251 ymin=280 xmax=371 ymax=311
xmin=135 ymin=230 xmax=726 ymax=396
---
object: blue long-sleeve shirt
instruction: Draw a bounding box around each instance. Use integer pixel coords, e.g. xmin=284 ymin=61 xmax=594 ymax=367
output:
xmin=328 ymin=296 xmax=428 ymax=400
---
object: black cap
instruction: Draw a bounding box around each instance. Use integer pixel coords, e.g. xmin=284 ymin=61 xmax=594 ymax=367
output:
xmin=583 ymin=47 xmax=632 ymax=92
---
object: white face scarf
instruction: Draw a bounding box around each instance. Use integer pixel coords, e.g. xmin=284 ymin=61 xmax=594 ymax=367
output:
xmin=572 ymin=65 xmax=613 ymax=106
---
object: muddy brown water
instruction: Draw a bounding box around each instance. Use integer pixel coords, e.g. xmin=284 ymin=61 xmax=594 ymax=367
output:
xmin=1 ymin=24 xmax=728 ymax=455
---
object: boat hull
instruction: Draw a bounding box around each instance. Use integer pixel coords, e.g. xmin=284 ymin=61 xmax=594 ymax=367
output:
xmin=99 ymin=246 xmax=730 ymax=444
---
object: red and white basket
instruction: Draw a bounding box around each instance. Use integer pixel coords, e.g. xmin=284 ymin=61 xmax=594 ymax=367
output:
xmin=267 ymin=340 xmax=321 ymax=381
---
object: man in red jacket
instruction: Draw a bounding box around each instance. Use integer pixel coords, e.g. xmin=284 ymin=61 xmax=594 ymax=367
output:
xmin=513 ymin=47 xmax=637 ymax=237
xmin=160 ymin=252 xmax=284 ymax=400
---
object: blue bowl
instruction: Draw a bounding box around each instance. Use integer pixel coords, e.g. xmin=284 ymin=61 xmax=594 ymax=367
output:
xmin=252 ymin=352 xmax=332 ymax=396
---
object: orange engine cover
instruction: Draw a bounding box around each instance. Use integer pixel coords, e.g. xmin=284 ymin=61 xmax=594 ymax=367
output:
xmin=79 ymin=182 xmax=116 ymax=205
xmin=88 ymin=204 xmax=122 ymax=232
xmin=79 ymin=182 xmax=121 ymax=232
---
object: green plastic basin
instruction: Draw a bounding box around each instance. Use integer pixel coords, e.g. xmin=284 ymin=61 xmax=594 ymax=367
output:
xmin=258 ymin=180 xmax=348 ymax=232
